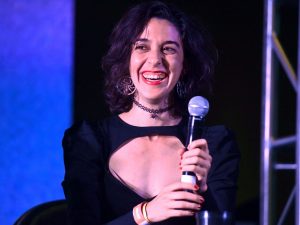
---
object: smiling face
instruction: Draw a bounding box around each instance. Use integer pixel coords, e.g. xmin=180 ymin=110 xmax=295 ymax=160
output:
xmin=129 ymin=18 xmax=184 ymax=105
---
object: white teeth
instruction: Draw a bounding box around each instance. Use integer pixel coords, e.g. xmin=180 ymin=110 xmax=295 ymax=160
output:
xmin=143 ymin=73 xmax=166 ymax=80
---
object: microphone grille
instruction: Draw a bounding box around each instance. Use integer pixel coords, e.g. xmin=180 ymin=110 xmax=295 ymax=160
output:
xmin=188 ymin=96 xmax=209 ymax=117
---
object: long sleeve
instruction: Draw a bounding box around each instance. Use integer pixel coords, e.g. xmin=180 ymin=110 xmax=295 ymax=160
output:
xmin=202 ymin=126 xmax=240 ymax=213
xmin=62 ymin=121 xmax=136 ymax=225
xmin=62 ymin=121 xmax=105 ymax=225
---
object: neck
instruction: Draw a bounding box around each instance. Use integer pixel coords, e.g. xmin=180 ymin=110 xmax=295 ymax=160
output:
xmin=120 ymin=100 xmax=180 ymax=127
xmin=133 ymin=99 xmax=173 ymax=119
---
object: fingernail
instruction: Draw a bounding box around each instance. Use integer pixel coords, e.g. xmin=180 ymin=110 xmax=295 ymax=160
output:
xmin=194 ymin=184 xmax=199 ymax=190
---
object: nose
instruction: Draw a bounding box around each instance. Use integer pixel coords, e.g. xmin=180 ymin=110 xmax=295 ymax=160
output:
xmin=147 ymin=48 xmax=162 ymax=66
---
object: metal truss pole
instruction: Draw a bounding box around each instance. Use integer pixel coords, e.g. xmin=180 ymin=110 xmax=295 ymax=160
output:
xmin=261 ymin=0 xmax=300 ymax=224
xmin=261 ymin=0 xmax=274 ymax=224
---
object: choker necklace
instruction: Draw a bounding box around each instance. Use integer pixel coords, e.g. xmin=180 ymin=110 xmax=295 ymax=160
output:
xmin=133 ymin=99 xmax=172 ymax=119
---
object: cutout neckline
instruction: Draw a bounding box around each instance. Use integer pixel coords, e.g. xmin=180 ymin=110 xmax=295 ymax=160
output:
xmin=116 ymin=115 xmax=184 ymax=128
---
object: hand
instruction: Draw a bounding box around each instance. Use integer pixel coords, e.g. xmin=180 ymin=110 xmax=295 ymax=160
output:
xmin=180 ymin=139 xmax=212 ymax=192
xmin=146 ymin=182 xmax=204 ymax=222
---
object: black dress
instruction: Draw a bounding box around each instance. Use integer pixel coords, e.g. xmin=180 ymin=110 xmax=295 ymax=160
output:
xmin=62 ymin=116 xmax=240 ymax=225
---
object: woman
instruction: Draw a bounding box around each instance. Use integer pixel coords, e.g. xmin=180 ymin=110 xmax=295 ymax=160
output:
xmin=62 ymin=1 xmax=240 ymax=225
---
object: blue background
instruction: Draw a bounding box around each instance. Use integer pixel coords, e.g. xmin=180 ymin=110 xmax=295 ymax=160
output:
xmin=0 ymin=1 xmax=73 ymax=224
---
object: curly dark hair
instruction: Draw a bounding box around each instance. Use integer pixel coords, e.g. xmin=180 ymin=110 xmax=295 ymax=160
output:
xmin=102 ymin=1 xmax=217 ymax=116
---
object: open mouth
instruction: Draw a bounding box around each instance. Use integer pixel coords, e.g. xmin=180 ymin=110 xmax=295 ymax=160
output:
xmin=141 ymin=71 xmax=168 ymax=84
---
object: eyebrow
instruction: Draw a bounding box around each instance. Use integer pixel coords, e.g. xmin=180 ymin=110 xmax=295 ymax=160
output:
xmin=135 ymin=38 xmax=180 ymax=48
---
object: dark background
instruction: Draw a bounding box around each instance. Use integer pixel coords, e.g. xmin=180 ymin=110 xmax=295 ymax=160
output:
xmin=73 ymin=0 xmax=297 ymax=223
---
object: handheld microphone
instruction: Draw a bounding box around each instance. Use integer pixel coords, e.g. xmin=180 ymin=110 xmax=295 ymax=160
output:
xmin=181 ymin=96 xmax=209 ymax=185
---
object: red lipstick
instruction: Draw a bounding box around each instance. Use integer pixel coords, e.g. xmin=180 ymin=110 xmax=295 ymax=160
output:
xmin=141 ymin=70 xmax=167 ymax=85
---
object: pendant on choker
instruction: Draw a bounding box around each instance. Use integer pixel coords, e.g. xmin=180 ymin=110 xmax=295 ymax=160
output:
xmin=151 ymin=113 xmax=158 ymax=119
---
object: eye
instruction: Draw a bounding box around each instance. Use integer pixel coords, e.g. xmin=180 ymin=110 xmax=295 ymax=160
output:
xmin=162 ymin=46 xmax=177 ymax=54
xmin=134 ymin=44 xmax=148 ymax=52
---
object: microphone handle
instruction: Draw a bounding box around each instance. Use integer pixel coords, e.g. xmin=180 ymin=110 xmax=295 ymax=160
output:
xmin=181 ymin=116 xmax=204 ymax=185
xmin=181 ymin=171 xmax=197 ymax=185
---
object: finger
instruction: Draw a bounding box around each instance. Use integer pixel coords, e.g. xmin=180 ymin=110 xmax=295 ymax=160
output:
xmin=183 ymin=149 xmax=212 ymax=162
xmin=164 ymin=182 xmax=199 ymax=193
xmin=178 ymin=148 xmax=185 ymax=157
xmin=181 ymin=156 xmax=211 ymax=170
xmin=181 ymin=165 xmax=207 ymax=181
xmin=199 ymin=183 xmax=208 ymax=192
xmin=188 ymin=139 xmax=208 ymax=152
xmin=183 ymin=166 xmax=208 ymax=185
xmin=168 ymin=191 xmax=205 ymax=203
xmin=171 ymin=200 xmax=203 ymax=211
xmin=188 ymin=139 xmax=208 ymax=148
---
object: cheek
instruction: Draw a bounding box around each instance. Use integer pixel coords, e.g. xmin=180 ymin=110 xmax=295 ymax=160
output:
xmin=129 ymin=55 xmax=144 ymax=74
xmin=129 ymin=57 xmax=143 ymax=84
xmin=171 ymin=59 xmax=183 ymax=77
xmin=129 ymin=57 xmax=135 ymax=73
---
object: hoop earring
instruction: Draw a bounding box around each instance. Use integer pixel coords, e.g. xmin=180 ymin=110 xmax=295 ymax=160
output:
xmin=176 ymin=80 xmax=186 ymax=98
xmin=116 ymin=77 xmax=136 ymax=96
